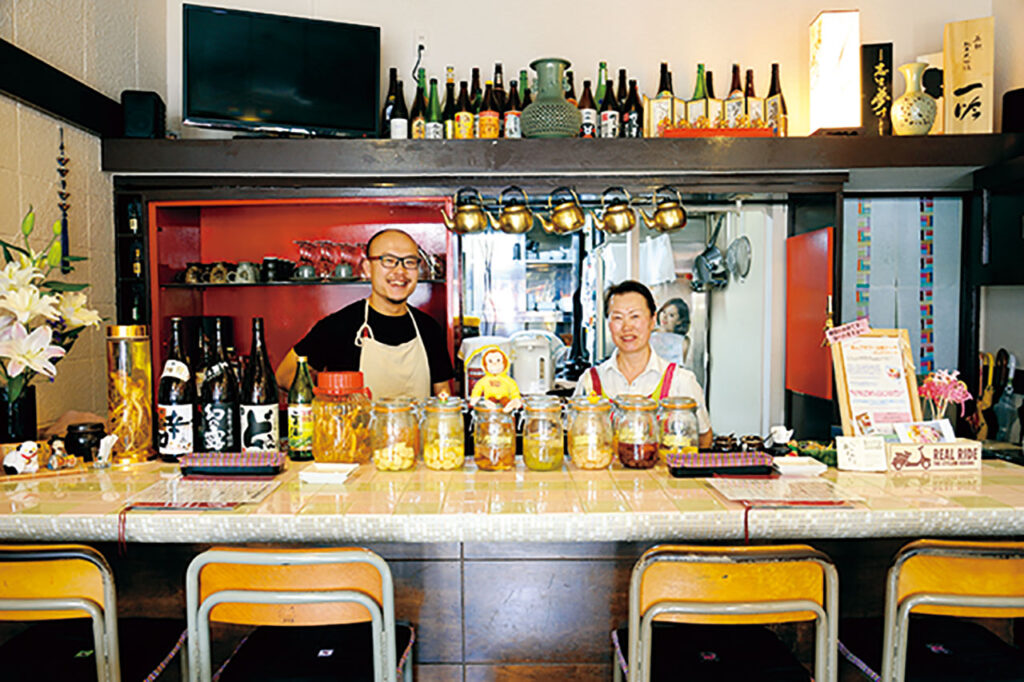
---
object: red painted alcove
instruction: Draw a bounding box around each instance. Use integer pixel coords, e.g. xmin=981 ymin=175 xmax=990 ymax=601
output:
xmin=147 ymin=196 xmax=456 ymax=382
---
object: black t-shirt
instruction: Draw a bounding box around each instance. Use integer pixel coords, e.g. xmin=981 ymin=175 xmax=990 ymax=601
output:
xmin=294 ymin=300 xmax=453 ymax=386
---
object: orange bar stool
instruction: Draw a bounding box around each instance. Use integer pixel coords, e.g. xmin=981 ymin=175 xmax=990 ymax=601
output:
xmin=185 ymin=547 xmax=413 ymax=682
xmin=0 ymin=544 xmax=121 ymax=681
xmin=613 ymin=543 xmax=839 ymax=682
xmin=878 ymin=539 xmax=1024 ymax=682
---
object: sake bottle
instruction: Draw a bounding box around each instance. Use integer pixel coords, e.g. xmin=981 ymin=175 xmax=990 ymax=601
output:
xmin=240 ymin=317 xmax=279 ymax=452
xmin=157 ymin=317 xmax=194 ymax=461
xmin=287 ymin=356 xmax=314 ymax=461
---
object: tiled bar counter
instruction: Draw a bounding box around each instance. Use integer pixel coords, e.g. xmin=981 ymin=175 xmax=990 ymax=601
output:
xmin=3 ymin=461 xmax=1024 ymax=681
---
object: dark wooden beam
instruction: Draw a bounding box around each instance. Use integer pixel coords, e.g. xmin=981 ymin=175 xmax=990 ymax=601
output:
xmin=0 ymin=38 xmax=122 ymax=138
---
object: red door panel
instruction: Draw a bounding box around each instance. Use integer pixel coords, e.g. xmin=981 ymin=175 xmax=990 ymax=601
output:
xmin=785 ymin=227 xmax=833 ymax=400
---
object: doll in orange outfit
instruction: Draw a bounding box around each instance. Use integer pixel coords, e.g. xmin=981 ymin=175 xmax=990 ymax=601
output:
xmin=469 ymin=346 xmax=522 ymax=412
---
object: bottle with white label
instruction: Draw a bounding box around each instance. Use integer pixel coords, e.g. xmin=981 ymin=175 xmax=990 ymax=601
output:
xmin=157 ymin=317 xmax=194 ymax=461
xmin=389 ymin=80 xmax=409 ymax=139
xmin=240 ymin=317 xmax=279 ymax=452
xmin=198 ymin=318 xmax=239 ymax=452
xmin=599 ymin=78 xmax=620 ymax=138
xmin=578 ymin=79 xmax=598 ymax=138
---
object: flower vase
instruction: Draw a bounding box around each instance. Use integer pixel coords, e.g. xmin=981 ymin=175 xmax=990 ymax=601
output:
xmin=891 ymin=62 xmax=936 ymax=136
xmin=521 ymin=58 xmax=582 ymax=138
xmin=0 ymin=385 xmax=37 ymax=443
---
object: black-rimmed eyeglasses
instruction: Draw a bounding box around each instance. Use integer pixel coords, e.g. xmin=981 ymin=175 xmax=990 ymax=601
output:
xmin=367 ymin=254 xmax=422 ymax=270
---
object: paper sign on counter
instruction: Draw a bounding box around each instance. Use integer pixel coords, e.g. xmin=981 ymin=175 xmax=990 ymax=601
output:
xmin=837 ymin=436 xmax=889 ymax=472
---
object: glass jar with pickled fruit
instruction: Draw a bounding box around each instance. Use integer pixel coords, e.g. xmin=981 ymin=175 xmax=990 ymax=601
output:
xmin=422 ymin=396 xmax=465 ymax=470
xmin=522 ymin=396 xmax=564 ymax=471
xmin=614 ymin=395 xmax=658 ymax=468
xmin=371 ymin=397 xmax=419 ymax=471
xmin=312 ymin=371 xmax=371 ymax=463
xmin=473 ymin=404 xmax=515 ymax=471
xmin=657 ymin=397 xmax=699 ymax=465
xmin=106 ymin=325 xmax=153 ymax=463
xmin=567 ymin=396 xmax=614 ymax=469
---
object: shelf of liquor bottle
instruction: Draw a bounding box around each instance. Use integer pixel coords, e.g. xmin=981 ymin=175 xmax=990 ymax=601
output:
xmin=102 ymin=134 xmax=1024 ymax=193
xmin=159 ymin=279 xmax=445 ymax=289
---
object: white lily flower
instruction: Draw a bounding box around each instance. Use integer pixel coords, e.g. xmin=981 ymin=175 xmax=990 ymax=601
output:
xmin=0 ymin=314 xmax=15 ymax=341
xmin=0 ymin=287 xmax=59 ymax=325
xmin=56 ymin=292 xmax=101 ymax=328
xmin=0 ymin=261 xmax=42 ymax=293
xmin=0 ymin=322 xmax=65 ymax=378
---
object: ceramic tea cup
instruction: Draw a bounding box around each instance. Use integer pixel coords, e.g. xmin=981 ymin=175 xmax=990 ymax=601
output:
xmin=293 ymin=263 xmax=317 ymax=280
xmin=184 ymin=262 xmax=209 ymax=284
xmin=209 ymin=261 xmax=232 ymax=284
xmin=229 ymin=261 xmax=259 ymax=284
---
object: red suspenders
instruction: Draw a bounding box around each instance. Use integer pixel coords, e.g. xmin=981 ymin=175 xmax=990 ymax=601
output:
xmin=589 ymin=362 xmax=677 ymax=399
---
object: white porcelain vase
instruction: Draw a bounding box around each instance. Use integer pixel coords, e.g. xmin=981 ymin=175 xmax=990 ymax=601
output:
xmin=891 ymin=62 xmax=936 ymax=136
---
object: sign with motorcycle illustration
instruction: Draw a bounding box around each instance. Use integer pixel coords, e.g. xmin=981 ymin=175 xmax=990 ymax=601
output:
xmin=885 ymin=439 xmax=981 ymax=472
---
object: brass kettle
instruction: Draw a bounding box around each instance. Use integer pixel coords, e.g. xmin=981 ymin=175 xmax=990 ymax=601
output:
xmin=640 ymin=186 xmax=687 ymax=232
xmin=440 ymin=187 xmax=494 ymax=234
xmin=537 ymin=187 xmax=585 ymax=235
xmin=590 ymin=187 xmax=635 ymax=235
xmin=495 ymin=186 xmax=535 ymax=234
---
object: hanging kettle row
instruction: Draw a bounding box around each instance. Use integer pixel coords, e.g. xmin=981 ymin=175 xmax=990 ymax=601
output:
xmin=440 ymin=185 xmax=688 ymax=236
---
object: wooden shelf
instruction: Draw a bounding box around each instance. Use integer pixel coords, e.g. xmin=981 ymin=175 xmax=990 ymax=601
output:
xmin=103 ymin=134 xmax=1024 ymax=194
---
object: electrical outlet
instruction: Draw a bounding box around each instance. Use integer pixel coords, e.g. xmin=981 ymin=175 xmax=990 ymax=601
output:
xmin=414 ymin=31 xmax=427 ymax=63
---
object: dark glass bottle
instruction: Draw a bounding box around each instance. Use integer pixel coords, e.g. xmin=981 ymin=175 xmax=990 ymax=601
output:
xmin=599 ymin=79 xmax=619 ymax=138
xmin=621 ymin=80 xmax=643 ymax=138
xmin=657 ymin=62 xmax=673 ymax=97
xmin=519 ymin=69 xmax=532 ymax=109
xmin=380 ymin=67 xmax=398 ymax=138
xmin=410 ymin=68 xmax=427 ymax=139
xmin=470 ymin=67 xmax=482 ymax=137
xmin=503 ymin=80 xmax=522 ymax=138
xmin=729 ymin=64 xmax=743 ymax=98
xmin=766 ymin=63 xmax=788 ymax=136
xmin=426 ymin=78 xmax=443 ymax=139
xmin=199 ymin=318 xmax=239 ymax=452
xmin=390 ymin=80 xmax=409 ymax=139
xmin=454 ymin=81 xmax=473 ymax=139
xmin=596 ymin=61 xmax=608 ymax=108
xmin=691 ymin=64 xmax=707 ymax=100
xmin=616 ymin=68 xmax=628 ymax=109
xmin=705 ymin=71 xmax=717 ymax=99
xmin=442 ymin=66 xmax=456 ymax=139
xmin=578 ymin=80 xmax=597 ymax=138
xmin=287 ymin=356 xmax=314 ymax=461
xmin=240 ymin=317 xmax=279 ymax=452
xmin=493 ymin=63 xmax=507 ymax=113
xmin=565 ymin=71 xmax=577 ymax=106
xmin=157 ymin=317 xmax=194 ymax=461
xmin=478 ymin=81 xmax=499 ymax=139
xmin=745 ymin=69 xmax=757 ymax=97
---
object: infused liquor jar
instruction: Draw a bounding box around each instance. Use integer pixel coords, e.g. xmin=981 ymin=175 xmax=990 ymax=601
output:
xmin=312 ymin=371 xmax=371 ymax=463
xmin=390 ymin=80 xmax=409 ymax=139
xmin=568 ymin=396 xmax=614 ymax=469
xmin=503 ymin=80 xmax=523 ymax=139
xmin=157 ymin=317 xmax=195 ymax=461
xmin=578 ymin=80 xmax=598 ymax=138
xmin=656 ymin=397 xmax=698 ymax=465
xmin=621 ymin=80 xmax=644 ymax=138
xmin=645 ymin=62 xmax=674 ymax=137
xmin=473 ymin=403 xmax=515 ymax=470
xmin=454 ymin=81 xmax=474 ymax=139
xmin=599 ymin=79 xmax=620 ymax=138
xmin=425 ymin=78 xmax=444 ymax=139
xmin=106 ymin=325 xmax=153 ymax=463
xmin=477 ymin=81 xmax=500 ymax=139
xmin=198 ymin=318 xmax=239 ymax=452
xmin=765 ymin=63 xmax=788 ymax=136
xmin=614 ymin=395 xmax=658 ymax=468
xmin=410 ymin=68 xmax=427 ymax=139
xmin=422 ymin=396 xmax=465 ymax=470
xmin=371 ymin=397 xmax=419 ymax=471
xmin=380 ymin=66 xmax=399 ymax=137
xmin=522 ymin=396 xmax=564 ymax=471
xmin=240 ymin=317 xmax=279 ymax=452
xmin=287 ymin=356 xmax=314 ymax=460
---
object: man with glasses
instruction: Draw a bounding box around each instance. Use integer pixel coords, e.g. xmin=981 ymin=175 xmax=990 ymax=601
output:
xmin=276 ymin=229 xmax=453 ymax=399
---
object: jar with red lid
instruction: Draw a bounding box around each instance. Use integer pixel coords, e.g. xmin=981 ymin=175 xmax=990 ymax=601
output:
xmin=614 ymin=395 xmax=658 ymax=468
xmin=312 ymin=371 xmax=371 ymax=463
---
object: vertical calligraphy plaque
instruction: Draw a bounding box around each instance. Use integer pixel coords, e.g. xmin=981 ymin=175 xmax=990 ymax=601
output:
xmin=861 ymin=43 xmax=893 ymax=136
xmin=943 ymin=16 xmax=994 ymax=134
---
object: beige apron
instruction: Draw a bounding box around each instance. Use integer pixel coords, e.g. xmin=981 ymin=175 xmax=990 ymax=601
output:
xmin=356 ymin=300 xmax=431 ymax=400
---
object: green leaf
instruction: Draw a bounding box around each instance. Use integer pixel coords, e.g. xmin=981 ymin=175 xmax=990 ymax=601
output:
xmin=5 ymin=374 xmax=25 ymax=403
xmin=52 ymin=219 xmax=62 ymax=235
xmin=0 ymin=239 xmax=30 ymax=258
xmin=20 ymin=208 xmax=34 ymax=237
xmin=64 ymin=255 xmax=87 ymax=262
xmin=40 ymin=281 xmax=88 ymax=292
xmin=46 ymin=241 xmax=62 ymax=267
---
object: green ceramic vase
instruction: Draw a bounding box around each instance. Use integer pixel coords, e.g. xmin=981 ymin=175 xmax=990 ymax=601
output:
xmin=521 ymin=58 xmax=582 ymax=138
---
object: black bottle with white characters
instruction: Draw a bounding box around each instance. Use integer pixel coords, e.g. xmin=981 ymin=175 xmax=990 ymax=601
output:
xmin=157 ymin=317 xmax=194 ymax=461
xmin=240 ymin=317 xmax=280 ymax=452
xmin=198 ymin=318 xmax=239 ymax=452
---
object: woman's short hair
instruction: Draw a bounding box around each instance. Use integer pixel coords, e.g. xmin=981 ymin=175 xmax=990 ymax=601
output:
xmin=604 ymin=280 xmax=656 ymax=316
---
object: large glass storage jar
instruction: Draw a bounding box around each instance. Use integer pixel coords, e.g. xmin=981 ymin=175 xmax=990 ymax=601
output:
xmin=614 ymin=395 xmax=658 ymax=468
xmin=422 ymin=396 xmax=465 ymax=470
xmin=106 ymin=325 xmax=152 ymax=463
xmin=522 ymin=396 xmax=564 ymax=471
xmin=312 ymin=371 xmax=371 ymax=463
xmin=658 ymin=397 xmax=699 ymax=464
xmin=567 ymin=396 xmax=614 ymax=469
xmin=473 ymin=404 xmax=515 ymax=471
xmin=371 ymin=397 xmax=419 ymax=471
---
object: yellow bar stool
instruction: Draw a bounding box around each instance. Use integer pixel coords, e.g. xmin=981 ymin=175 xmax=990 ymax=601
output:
xmin=880 ymin=539 xmax=1024 ymax=682
xmin=613 ymin=543 xmax=839 ymax=682
xmin=185 ymin=547 xmax=413 ymax=682
xmin=0 ymin=544 xmax=120 ymax=682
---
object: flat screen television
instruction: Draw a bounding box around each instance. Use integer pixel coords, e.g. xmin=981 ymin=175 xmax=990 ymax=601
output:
xmin=183 ymin=4 xmax=379 ymax=137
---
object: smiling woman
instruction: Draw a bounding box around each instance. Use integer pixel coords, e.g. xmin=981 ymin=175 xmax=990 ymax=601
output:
xmin=573 ymin=280 xmax=713 ymax=449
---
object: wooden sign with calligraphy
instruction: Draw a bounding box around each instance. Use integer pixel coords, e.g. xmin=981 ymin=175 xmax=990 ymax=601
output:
xmin=943 ymin=16 xmax=994 ymax=134
xmin=861 ymin=43 xmax=892 ymax=136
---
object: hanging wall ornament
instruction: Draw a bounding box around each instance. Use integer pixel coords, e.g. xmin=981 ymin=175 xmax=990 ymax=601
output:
xmin=56 ymin=128 xmax=71 ymax=273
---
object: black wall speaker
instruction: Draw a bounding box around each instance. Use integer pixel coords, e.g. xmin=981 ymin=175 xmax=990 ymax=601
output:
xmin=121 ymin=90 xmax=166 ymax=138
xmin=1004 ymin=88 xmax=1024 ymax=134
